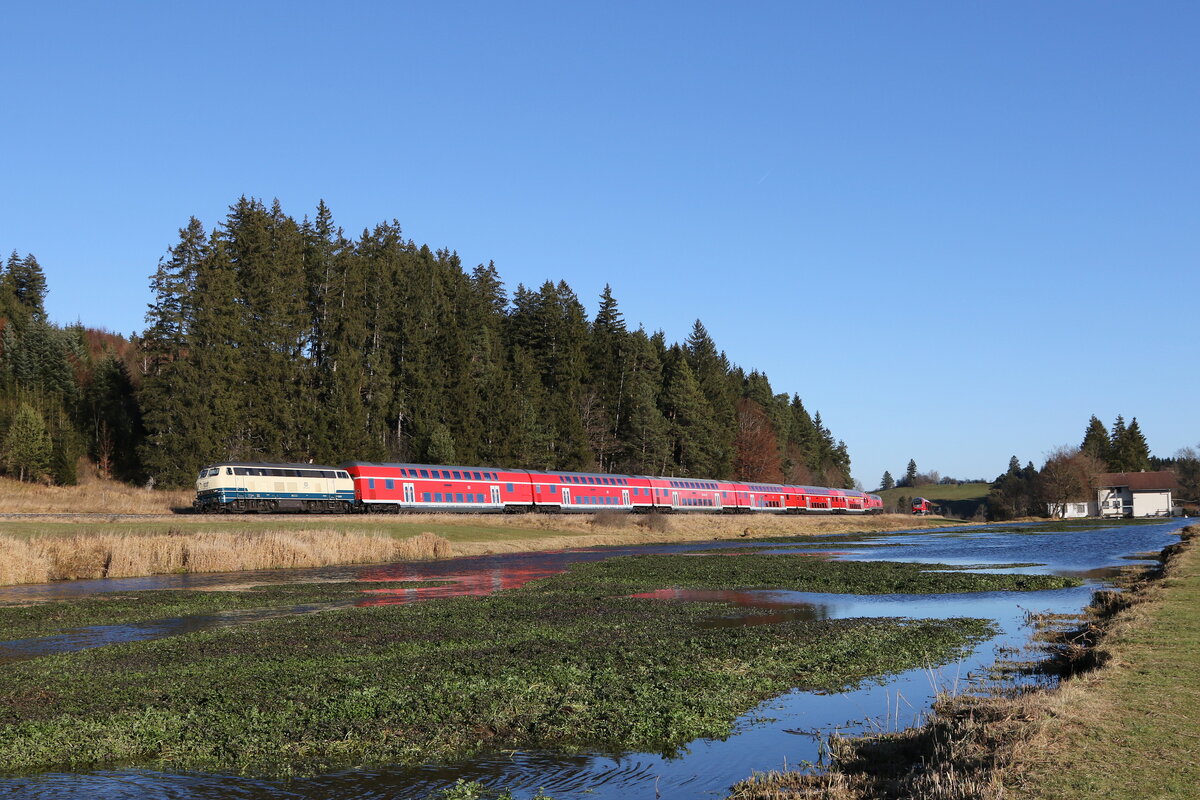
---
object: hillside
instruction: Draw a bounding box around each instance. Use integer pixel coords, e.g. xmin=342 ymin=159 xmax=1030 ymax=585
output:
xmin=878 ymin=483 xmax=990 ymax=518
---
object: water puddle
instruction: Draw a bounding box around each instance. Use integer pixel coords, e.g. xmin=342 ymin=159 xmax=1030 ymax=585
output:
xmin=0 ymin=603 xmax=352 ymax=663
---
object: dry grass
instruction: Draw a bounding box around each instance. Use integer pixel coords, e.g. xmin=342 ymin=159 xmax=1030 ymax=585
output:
xmin=0 ymin=463 xmax=192 ymax=515
xmin=443 ymin=511 xmax=960 ymax=557
xmin=0 ymin=529 xmax=452 ymax=585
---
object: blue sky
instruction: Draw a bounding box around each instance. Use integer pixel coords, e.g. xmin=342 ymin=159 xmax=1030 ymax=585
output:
xmin=2 ymin=1 xmax=1196 ymax=488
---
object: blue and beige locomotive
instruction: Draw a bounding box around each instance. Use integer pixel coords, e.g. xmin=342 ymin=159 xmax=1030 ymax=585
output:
xmin=194 ymin=463 xmax=355 ymax=513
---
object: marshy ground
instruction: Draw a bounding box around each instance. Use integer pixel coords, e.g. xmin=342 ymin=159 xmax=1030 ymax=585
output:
xmin=727 ymin=526 xmax=1200 ymax=800
xmin=0 ymin=552 xmax=1076 ymax=777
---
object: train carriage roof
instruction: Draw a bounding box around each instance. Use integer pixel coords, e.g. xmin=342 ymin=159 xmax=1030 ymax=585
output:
xmin=201 ymin=461 xmax=344 ymax=472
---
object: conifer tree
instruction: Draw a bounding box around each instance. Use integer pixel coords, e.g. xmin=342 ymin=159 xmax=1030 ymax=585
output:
xmin=880 ymin=471 xmax=895 ymax=491
xmin=1 ymin=253 xmax=48 ymax=322
xmin=685 ymin=320 xmax=735 ymax=476
xmin=2 ymin=402 xmax=51 ymax=482
xmin=1080 ymin=415 xmax=1110 ymax=464
xmin=1109 ymin=415 xmax=1127 ymax=468
xmin=904 ymin=459 xmax=918 ymax=487
xmin=1111 ymin=417 xmax=1151 ymax=472
xmin=614 ymin=329 xmax=669 ymax=474
xmin=144 ymin=217 xmax=206 ymax=370
xmin=661 ymin=345 xmax=721 ymax=476
xmin=784 ymin=395 xmax=818 ymax=483
xmin=588 ymin=284 xmax=629 ymax=453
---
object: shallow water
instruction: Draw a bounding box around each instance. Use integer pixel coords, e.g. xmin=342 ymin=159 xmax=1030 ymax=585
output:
xmin=0 ymin=518 xmax=1189 ymax=799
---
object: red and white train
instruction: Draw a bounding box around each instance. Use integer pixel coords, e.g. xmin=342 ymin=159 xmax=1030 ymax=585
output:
xmin=911 ymin=497 xmax=938 ymax=515
xmin=195 ymin=460 xmax=884 ymax=515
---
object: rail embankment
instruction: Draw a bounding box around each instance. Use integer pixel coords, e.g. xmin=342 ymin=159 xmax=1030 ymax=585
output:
xmin=0 ymin=508 xmax=960 ymax=587
xmin=727 ymin=524 xmax=1199 ymax=800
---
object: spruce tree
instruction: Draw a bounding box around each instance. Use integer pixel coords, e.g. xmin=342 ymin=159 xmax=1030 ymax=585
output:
xmin=1112 ymin=417 xmax=1151 ymax=472
xmin=2 ymin=402 xmax=51 ymax=482
xmin=1 ymin=253 xmax=48 ymax=322
xmin=1080 ymin=415 xmax=1110 ymax=464
xmin=880 ymin=471 xmax=895 ymax=491
xmin=617 ymin=329 xmax=669 ymax=474
xmin=904 ymin=459 xmax=918 ymax=487
xmin=661 ymin=345 xmax=720 ymax=476
xmin=685 ymin=320 xmax=735 ymax=477
xmin=1108 ymin=415 xmax=1127 ymax=469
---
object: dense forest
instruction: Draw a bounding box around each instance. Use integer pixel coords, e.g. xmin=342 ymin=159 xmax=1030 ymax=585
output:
xmin=1 ymin=197 xmax=854 ymax=490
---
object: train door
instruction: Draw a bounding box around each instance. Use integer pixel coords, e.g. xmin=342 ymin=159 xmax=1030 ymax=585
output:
xmin=403 ymin=483 xmax=415 ymax=504
xmin=714 ymin=492 xmax=721 ymax=510
xmin=672 ymin=491 xmax=679 ymax=508
xmin=622 ymin=490 xmax=630 ymax=507
xmin=491 ymin=486 xmax=501 ymax=506
xmin=562 ymin=488 xmax=571 ymax=507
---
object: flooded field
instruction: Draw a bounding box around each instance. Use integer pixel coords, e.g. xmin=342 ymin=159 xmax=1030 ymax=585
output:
xmin=0 ymin=518 xmax=1187 ymax=799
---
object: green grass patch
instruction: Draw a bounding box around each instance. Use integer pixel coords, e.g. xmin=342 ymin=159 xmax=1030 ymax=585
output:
xmin=1018 ymin=535 xmax=1200 ymax=799
xmin=878 ymin=483 xmax=992 ymax=503
xmin=528 ymin=553 xmax=1080 ymax=596
xmin=0 ymin=553 xmax=1038 ymax=777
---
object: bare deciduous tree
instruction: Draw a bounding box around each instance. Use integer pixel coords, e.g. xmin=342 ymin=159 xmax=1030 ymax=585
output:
xmin=1039 ymin=446 xmax=1105 ymax=518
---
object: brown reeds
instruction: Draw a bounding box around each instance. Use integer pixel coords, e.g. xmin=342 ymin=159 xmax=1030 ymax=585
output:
xmin=0 ymin=529 xmax=452 ymax=586
xmin=442 ymin=511 xmax=955 ymax=558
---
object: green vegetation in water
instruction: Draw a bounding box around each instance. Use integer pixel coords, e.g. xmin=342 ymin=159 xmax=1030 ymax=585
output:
xmin=432 ymin=780 xmax=554 ymax=800
xmin=528 ymin=553 xmax=1080 ymax=596
xmin=0 ymin=554 xmax=1011 ymax=777
xmin=0 ymin=582 xmax=452 ymax=641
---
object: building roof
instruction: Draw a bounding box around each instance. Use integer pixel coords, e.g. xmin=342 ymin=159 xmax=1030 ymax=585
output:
xmin=1094 ymin=471 xmax=1180 ymax=492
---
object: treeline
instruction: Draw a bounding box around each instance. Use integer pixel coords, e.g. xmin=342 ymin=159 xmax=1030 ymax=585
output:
xmin=1 ymin=197 xmax=854 ymax=489
xmin=0 ymin=252 xmax=141 ymax=485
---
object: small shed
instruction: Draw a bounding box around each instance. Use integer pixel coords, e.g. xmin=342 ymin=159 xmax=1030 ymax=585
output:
xmin=1095 ymin=471 xmax=1180 ymax=518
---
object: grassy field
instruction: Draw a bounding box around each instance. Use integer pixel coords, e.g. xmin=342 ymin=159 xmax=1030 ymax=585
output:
xmin=878 ymin=482 xmax=991 ymax=517
xmin=0 ymin=552 xmax=1073 ymax=777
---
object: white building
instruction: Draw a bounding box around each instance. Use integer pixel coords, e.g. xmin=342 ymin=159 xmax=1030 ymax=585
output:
xmin=1095 ymin=471 xmax=1180 ymax=518
xmin=1047 ymin=501 xmax=1097 ymax=519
